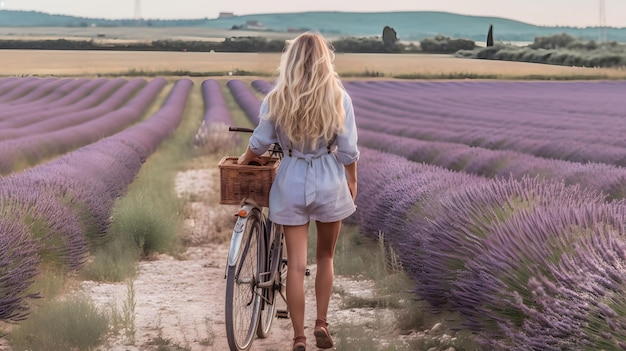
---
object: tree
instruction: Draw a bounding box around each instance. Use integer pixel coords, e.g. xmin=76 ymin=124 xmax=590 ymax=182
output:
xmin=487 ymin=25 xmax=494 ymax=47
xmin=530 ymin=33 xmax=577 ymax=50
xmin=382 ymin=26 xmax=399 ymax=52
xmin=420 ymin=35 xmax=476 ymax=54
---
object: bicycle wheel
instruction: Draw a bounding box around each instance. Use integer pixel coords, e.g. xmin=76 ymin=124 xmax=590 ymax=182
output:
xmin=256 ymin=221 xmax=281 ymax=338
xmin=225 ymin=207 xmax=263 ymax=351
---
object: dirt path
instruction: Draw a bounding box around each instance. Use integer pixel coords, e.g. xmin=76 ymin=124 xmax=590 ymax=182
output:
xmin=78 ymin=167 xmax=415 ymax=351
xmin=87 ymin=244 xmax=386 ymax=351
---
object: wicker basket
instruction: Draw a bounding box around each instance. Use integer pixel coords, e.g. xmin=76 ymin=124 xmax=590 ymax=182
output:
xmin=218 ymin=156 xmax=280 ymax=207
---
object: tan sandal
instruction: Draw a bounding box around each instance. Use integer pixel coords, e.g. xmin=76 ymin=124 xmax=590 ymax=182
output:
xmin=293 ymin=335 xmax=306 ymax=351
xmin=314 ymin=318 xmax=334 ymax=349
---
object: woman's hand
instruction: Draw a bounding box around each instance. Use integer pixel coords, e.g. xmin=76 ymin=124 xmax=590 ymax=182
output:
xmin=344 ymin=162 xmax=358 ymax=202
xmin=237 ymin=146 xmax=259 ymax=165
xmin=237 ymin=152 xmax=249 ymax=165
xmin=347 ymin=179 xmax=357 ymax=201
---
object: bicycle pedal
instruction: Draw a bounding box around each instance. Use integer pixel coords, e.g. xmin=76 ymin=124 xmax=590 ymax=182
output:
xmin=276 ymin=309 xmax=289 ymax=319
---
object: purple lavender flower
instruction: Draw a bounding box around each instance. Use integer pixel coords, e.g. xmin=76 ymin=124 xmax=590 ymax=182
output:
xmin=0 ymin=218 xmax=41 ymax=322
xmin=226 ymin=79 xmax=261 ymax=125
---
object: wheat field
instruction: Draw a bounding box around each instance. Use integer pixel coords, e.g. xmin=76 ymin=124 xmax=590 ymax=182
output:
xmin=1 ymin=49 xmax=626 ymax=78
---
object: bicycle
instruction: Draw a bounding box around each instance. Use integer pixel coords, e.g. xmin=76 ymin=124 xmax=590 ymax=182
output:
xmin=222 ymin=126 xmax=289 ymax=351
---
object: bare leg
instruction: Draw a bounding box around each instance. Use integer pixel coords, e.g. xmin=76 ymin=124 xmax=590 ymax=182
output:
xmin=284 ymin=223 xmax=309 ymax=340
xmin=314 ymin=220 xmax=341 ymax=321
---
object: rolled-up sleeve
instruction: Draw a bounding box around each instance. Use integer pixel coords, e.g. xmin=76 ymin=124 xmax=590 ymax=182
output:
xmin=335 ymin=91 xmax=360 ymax=165
xmin=249 ymin=98 xmax=278 ymax=155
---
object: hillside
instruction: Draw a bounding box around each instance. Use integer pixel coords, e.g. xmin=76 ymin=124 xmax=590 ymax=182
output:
xmin=2 ymin=9 xmax=626 ymax=42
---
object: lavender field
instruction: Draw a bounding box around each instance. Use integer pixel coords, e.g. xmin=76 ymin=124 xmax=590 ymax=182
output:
xmin=2 ymin=76 xmax=626 ymax=350
xmin=247 ymin=79 xmax=626 ymax=350
xmin=0 ymin=77 xmax=192 ymax=322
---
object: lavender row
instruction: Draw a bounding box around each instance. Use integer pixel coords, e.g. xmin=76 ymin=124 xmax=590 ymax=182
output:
xmin=344 ymin=81 xmax=626 ymax=167
xmin=0 ymin=78 xmax=136 ymax=137
xmin=200 ymin=79 xmax=234 ymax=126
xmin=193 ymin=79 xmax=238 ymax=148
xmin=0 ymin=77 xmax=20 ymax=92
xmin=359 ymin=128 xmax=626 ymax=201
xmin=0 ymin=79 xmax=193 ymax=323
xmin=0 ymin=78 xmax=167 ymax=173
xmin=356 ymin=147 xmax=626 ymax=349
xmin=0 ymin=77 xmax=57 ymax=104
xmin=0 ymin=78 xmax=77 ymax=111
xmin=226 ymin=79 xmax=261 ymax=125
xmin=0 ymin=78 xmax=113 ymax=125
xmin=0 ymin=78 xmax=96 ymax=126
xmin=345 ymin=80 xmax=626 ymax=139
xmin=356 ymin=101 xmax=626 ymax=168
xmin=251 ymin=79 xmax=273 ymax=95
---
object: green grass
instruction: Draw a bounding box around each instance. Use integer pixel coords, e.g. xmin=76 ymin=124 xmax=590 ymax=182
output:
xmin=79 ymin=233 xmax=140 ymax=281
xmin=96 ymin=69 xmax=623 ymax=81
xmin=395 ymin=71 xmax=619 ymax=80
xmin=7 ymin=294 xmax=109 ymax=351
xmin=109 ymin=183 xmax=182 ymax=257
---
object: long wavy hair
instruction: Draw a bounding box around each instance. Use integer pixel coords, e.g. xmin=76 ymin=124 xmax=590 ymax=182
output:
xmin=264 ymin=32 xmax=345 ymax=150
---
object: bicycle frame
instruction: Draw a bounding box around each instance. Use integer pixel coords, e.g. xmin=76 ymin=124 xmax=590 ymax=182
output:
xmin=257 ymin=219 xmax=283 ymax=290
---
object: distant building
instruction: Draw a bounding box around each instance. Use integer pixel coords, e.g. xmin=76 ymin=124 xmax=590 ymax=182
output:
xmin=218 ymin=12 xmax=235 ymax=18
xmin=245 ymin=20 xmax=267 ymax=30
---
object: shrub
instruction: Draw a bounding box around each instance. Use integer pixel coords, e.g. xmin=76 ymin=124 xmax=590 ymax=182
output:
xmin=8 ymin=294 xmax=109 ymax=351
xmin=420 ymin=35 xmax=476 ymax=54
xmin=530 ymin=33 xmax=577 ymax=49
xmin=332 ymin=37 xmax=387 ymax=53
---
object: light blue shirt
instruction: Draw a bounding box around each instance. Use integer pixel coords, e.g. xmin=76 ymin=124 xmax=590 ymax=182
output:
xmin=249 ymin=90 xmax=359 ymax=225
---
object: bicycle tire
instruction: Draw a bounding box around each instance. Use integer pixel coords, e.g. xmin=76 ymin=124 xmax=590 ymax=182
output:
xmin=278 ymin=228 xmax=288 ymax=296
xmin=225 ymin=207 xmax=263 ymax=351
xmin=256 ymin=222 xmax=283 ymax=338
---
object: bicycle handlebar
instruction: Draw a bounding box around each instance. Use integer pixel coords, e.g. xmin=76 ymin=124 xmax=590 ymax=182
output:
xmin=229 ymin=126 xmax=254 ymax=133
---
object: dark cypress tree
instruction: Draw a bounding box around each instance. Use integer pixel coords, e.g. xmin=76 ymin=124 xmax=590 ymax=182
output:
xmin=487 ymin=24 xmax=494 ymax=47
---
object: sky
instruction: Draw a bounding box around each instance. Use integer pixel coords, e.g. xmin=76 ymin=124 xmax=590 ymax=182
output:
xmin=1 ymin=0 xmax=624 ymax=28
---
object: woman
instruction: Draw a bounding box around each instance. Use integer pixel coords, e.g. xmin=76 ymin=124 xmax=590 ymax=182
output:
xmin=237 ymin=32 xmax=359 ymax=351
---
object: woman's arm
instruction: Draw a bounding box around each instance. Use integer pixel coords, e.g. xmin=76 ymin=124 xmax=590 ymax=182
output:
xmin=335 ymin=92 xmax=359 ymax=165
xmin=237 ymin=98 xmax=277 ymax=165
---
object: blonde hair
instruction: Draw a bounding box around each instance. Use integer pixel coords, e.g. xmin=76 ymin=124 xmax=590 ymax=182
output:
xmin=264 ymin=32 xmax=345 ymax=150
